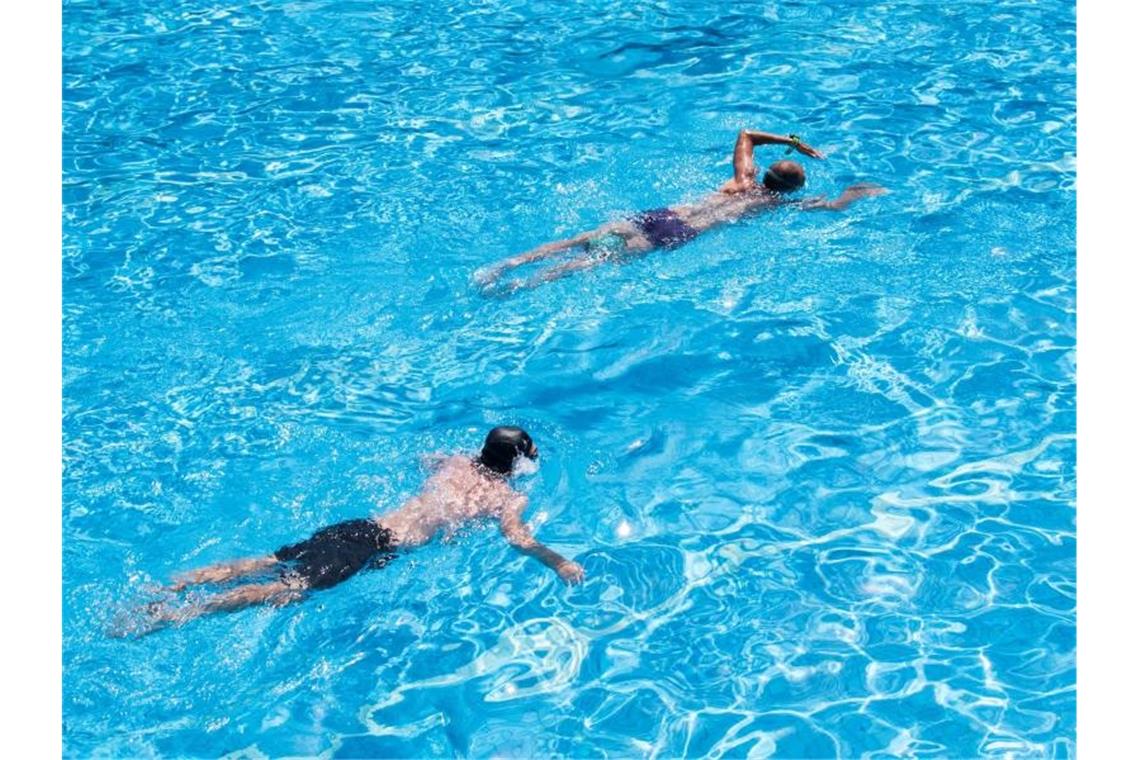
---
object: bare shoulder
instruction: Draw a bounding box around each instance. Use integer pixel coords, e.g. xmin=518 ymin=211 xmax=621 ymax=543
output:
xmin=439 ymin=454 xmax=473 ymax=471
xmin=431 ymin=455 xmax=525 ymax=514
xmin=718 ymin=178 xmax=753 ymax=195
xmin=482 ymin=475 xmax=525 ymax=514
xmin=503 ymin=487 xmax=528 ymax=514
xmin=419 ymin=455 xmax=475 ymax=493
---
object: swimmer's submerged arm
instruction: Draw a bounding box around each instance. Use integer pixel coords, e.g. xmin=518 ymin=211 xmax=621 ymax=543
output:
xmin=499 ymin=506 xmax=585 ymax=584
xmin=801 ymin=183 xmax=888 ymax=212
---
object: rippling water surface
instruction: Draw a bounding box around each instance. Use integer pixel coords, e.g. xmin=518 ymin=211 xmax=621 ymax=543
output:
xmin=63 ymin=0 xmax=1075 ymax=756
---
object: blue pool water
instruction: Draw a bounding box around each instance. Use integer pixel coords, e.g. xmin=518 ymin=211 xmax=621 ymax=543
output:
xmin=63 ymin=0 xmax=1075 ymax=756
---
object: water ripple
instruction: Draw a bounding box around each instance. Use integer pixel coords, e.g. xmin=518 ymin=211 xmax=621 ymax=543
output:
xmin=65 ymin=0 xmax=1074 ymax=756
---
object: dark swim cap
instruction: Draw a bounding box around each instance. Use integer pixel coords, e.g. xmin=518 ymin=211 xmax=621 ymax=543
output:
xmin=762 ymin=159 xmax=806 ymax=192
xmin=478 ymin=426 xmax=538 ymax=475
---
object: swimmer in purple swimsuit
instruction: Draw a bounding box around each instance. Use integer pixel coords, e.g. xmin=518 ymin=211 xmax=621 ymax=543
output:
xmin=477 ymin=129 xmax=886 ymax=293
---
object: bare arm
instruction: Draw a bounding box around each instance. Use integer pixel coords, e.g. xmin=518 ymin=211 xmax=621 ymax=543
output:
xmin=801 ymin=183 xmax=888 ymax=212
xmin=728 ymin=129 xmax=825 ymax=189
xmin=499 ymin=503 xmax=584 ymax=584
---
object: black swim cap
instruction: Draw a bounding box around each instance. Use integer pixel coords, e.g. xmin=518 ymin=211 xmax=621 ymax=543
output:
xmin=478 ymin=426 xmax=538 ymax=475
xmin=762 ymin=159 xmax=806 ymax=193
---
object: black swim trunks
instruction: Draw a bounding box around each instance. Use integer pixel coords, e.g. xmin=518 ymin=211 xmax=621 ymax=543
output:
xmin=274 ymin=518 xmax=397 ymax=590
xmin=631 ymin=208 xmax=700 ymax=249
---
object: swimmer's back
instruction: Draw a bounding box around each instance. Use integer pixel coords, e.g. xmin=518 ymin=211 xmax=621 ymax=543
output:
xmin=381 ymin=455 xmax=523 ymax=547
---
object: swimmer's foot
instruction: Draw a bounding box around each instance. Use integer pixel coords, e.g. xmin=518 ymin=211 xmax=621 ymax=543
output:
xmin=107 ymin=597 xmax=193 ymax=638
xmin=107 ymin=602 xmax=166 ymax=638
xmin=473 ymin=265 xmax=507 ymax=290
xmin=478 ymin=277 xmax=526 ymax=299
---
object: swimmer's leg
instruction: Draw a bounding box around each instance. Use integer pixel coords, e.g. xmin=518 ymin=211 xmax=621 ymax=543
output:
xmin=198 ymin=580 xmax=304 ymax=614
xmin=476 ymin=221 xmax=637 ymax=290
xmin=514 ymin=256 xmax=607 ymax=290
xmin=134 ymin=580 xmax=305 ymax=636
xmin=507 ymin=223 xmax=653 ymax=291
xmin=167 ymin=554 xmax=280 ymax=592
xmin=476 ymin=231 xmax=595 ymax=289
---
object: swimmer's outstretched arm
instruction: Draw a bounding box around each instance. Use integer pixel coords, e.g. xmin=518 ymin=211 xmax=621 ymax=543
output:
xmin=801 ymin=183 xmax=888 ymax=212
xmin=167 ymin=554 xmax=279 ymax=591
xmin=499 ymin=505 xmax=585 ymax=585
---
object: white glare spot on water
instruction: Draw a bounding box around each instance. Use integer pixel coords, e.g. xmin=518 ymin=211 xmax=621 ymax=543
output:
xmin=616 ymin=520 xmax=633 ymax=539
xmin=960 ymin=309 xmax=983 ymax=339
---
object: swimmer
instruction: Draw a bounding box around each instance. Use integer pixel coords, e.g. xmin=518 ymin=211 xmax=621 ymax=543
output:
xmin=122 ymin=427 xmax=583 ymax=635
xmin=476 ymin=129 xmax=886 ymax=293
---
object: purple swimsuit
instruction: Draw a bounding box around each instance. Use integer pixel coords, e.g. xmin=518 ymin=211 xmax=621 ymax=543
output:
xmin=631 ymin=208 xmax=700 ymax=249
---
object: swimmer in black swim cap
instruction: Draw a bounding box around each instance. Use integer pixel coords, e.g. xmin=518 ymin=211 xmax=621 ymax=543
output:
xmin=477 ymin=425 xmax=539 ymax=475
xmin=119 ymin=426 xmax=582 ymax=637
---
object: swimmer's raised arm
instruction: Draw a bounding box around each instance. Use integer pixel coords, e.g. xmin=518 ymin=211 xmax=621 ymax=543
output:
xmin=726 ymin=129 xmax=824 ymax=191
xmin=801 ymin=182 xmax=888 ymax=212
xmin=499 ymin=502 xmax=585 ymax=585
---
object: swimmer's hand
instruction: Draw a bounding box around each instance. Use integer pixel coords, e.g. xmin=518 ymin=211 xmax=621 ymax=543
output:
xmin=802 ymin=183 xmax=887 ymax=212
xmin=789 ymin=137 xmax=825 ymax=160
xmin=556 ymin=560 xmax=586 ymax=585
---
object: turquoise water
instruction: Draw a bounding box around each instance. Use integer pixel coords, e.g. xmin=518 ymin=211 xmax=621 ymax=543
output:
xmin=63 ymin=0 xmax=1075 ymax=757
